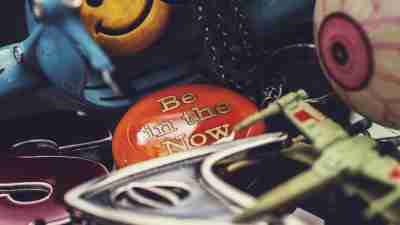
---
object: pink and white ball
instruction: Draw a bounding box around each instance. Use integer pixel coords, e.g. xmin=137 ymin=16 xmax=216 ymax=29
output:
xmin=315 ymin=0 xmax=400 ymax=129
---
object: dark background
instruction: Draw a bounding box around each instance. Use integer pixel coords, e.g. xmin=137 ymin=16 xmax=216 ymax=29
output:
xmin=1 ymin=0 xmax=27 ymax=46
xmin=1 ymin=2 xmax=380 ymax=225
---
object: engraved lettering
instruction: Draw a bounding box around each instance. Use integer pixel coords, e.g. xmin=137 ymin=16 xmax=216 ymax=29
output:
xmin=152 ymin=92 xmax=237 ymax=157
xmin=182 ymin=93 xmax=196 ymax=104
xmin=192 ymin=107 xmax=217 ymax=121
xmin=181 ymin=112 xmax=200 ymax=126
xmin=158 ymin=96 xmax=181 ymax=112
xmin=190 ymin=133 xmax=208 ymax=147
xmin=215 ymin=103 xmax=231 ymax=114
xmin=161 ymin=136 xmax=189 ymax=154
xmin=159 ymin=123 xmax=232 ymax=155
xmin=205 ymin=124 xmax=230 ymax=140
xmin=141 ymin=121 xmax=178 ymax=139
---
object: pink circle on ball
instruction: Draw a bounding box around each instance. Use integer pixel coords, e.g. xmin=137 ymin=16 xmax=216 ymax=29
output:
xmin=318 ymin=13 xmax=373 ymax=90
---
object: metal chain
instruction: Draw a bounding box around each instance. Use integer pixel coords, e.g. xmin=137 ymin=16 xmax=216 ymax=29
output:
xmin=261 ymin=76 xmax=286 ymax=107
xmin=193 ymin=0 xmax=259 ymax=92
xmin=229 ymin=0 xmax=255 ymax=59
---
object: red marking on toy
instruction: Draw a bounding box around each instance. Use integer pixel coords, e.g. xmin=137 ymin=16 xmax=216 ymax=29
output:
xmin=113 ymin=84 xmax=266 ymax=168
xmin=390 ymin=166 xmax=400 ymax=182
xmin=294 ymin=110 xmax=320 ymax=123
xmin=294 ymin=110 xmax=313 ymax=122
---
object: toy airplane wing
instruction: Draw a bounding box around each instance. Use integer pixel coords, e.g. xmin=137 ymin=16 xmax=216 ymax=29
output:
xmin=278 ymin=91 xmax=349 ymax=150
xmin=266 ymin=133 xmax=400 ymax=223
xmin=235 ymin=90 xmax=400 ymax=224
xmin=234 ymin=167 xmax=338 ymax=223
xmin=232 ymin=90 xmax=349 ymax=223
xmin=238 ymin=141 xmax=400 ymax=223
xmin=341 ymin=181 xmax=400 ymax=223
xmin=234 ymin=90 xmax=349 ymax=151
xmin=281 ymin=143 xmax=319 ymax=165
xmin=344 ymin=153 xmax=400 ymax=222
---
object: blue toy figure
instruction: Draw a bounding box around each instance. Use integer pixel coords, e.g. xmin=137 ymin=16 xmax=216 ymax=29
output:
xmin=18 ymin=0 xmax=316 ymax=119
xmin=0 ymin=0 xmax=132 ymax=119
xmin=24 ymin=0 xmax=202 ymax=113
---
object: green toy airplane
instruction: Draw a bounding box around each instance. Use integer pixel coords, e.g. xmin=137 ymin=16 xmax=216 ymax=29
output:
xmin=233 ymin=90 xmax=400 ymax=224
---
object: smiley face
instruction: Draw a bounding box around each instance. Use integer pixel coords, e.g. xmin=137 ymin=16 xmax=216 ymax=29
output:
xmin=80 ymin=0 xmax=172 ymax=56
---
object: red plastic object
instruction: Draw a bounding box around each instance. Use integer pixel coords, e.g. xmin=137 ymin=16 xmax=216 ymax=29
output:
xmin=0 ymin=156 xmax=107 ymax=225
xmin=390 ymin=166 xmax=400 ymax=182
xmin=113 ymin=84 xmax=266 ymax=168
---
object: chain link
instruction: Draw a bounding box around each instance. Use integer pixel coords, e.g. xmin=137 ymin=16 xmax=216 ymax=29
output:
xmin=193 ymin=0 xmax=259 ymax=92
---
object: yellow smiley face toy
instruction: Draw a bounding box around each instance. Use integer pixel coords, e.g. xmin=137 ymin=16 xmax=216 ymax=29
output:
xmin=80 ymin=0 xmax=172 ymax=56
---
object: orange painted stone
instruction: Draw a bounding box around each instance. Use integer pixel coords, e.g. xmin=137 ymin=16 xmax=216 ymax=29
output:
xmin=80 ymin=0 xmax=172 ymax=56
xmin=113 ymin=84 xmax=266 ymax=168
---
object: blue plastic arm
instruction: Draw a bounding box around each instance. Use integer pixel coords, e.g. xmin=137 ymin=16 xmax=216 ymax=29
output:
xmin=59 ymin=16 xmax=114 ymax=74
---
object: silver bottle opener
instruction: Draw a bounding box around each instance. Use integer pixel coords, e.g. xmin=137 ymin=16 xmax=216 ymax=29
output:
xmin=65 ymin=132 xmax=324 ymax=225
